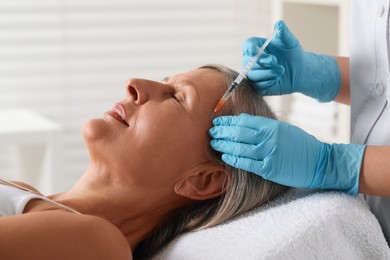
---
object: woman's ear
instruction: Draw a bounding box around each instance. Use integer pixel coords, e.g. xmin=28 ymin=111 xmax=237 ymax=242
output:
xmin=174 ymin=163 xmax=231 ymax=201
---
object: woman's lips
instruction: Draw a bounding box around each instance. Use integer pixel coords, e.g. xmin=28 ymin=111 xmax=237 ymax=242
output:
xmin=106 ymin=104 xmax=129 ymax=126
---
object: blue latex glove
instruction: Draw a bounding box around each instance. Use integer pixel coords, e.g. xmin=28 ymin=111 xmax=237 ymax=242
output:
xmin=209 ymin=114 xmax=366 ymax=194
xmin=243 ymin=20 xmax=341 ymax=102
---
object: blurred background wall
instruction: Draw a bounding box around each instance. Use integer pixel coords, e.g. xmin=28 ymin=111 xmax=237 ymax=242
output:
xmin=0 ymin=0 xmax=349 ymax=193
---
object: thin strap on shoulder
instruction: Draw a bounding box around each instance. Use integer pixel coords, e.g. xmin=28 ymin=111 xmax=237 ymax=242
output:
xmin=0 ymin=178 xmax=82 ymax=215
xmin=0 ymin=179 xmax=35 ymax=193
xmin=38 ymin=197 xmax=82 ymax=215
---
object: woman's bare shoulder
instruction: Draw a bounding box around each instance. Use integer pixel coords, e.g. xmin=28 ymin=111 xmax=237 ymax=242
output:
xmin=0 ymin=211 xmax=132 ymax=260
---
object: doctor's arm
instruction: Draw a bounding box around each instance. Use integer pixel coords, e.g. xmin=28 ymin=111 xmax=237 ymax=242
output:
xmin=327 ymin=58 xmax=389 ymax=196
xmin=360 ymin=146 xmax=390 ymax=197
xmin=333 ymin=56 xmax=350 ymax=105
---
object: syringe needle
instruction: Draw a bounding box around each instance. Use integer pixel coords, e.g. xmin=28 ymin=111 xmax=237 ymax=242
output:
xmin=208 ymin=98 xmax=227 ymax=119
xmin=208 ymin=112 xmax=215 ymax=120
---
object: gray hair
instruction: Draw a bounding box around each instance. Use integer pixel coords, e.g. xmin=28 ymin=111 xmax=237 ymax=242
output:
xmin=134 ymin=64 xmax=288 ymax=259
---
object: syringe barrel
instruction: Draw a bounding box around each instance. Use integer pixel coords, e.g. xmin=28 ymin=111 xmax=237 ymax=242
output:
xmin=224 ymin=81 xmax=239 ymax=97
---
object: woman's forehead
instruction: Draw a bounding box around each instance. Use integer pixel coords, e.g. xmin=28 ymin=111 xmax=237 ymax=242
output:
xmin=170 ymin=68 xmax=224 ymax=91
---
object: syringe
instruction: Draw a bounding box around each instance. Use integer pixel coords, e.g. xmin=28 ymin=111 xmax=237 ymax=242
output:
xmin=209 ymin=29 xmax=279 ymax=118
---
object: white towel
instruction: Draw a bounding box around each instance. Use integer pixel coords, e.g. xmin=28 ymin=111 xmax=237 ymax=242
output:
xmin=152 ymin=190 xmax=390 ymax=260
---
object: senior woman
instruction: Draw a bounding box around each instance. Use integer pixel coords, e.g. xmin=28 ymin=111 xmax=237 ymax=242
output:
xmin=0 ymin=64 xmax=287 ymax=259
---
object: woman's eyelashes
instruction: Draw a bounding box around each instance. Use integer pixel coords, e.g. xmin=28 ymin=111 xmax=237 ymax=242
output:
xmin=160 ymin=80 xmax=191 ymax=108
xmin=172 ymin=90 xmax=187 ymax=106
xmin=170 ymin=92 xmax=189 ymax=112
xmin=171 ymin=93 xmax=181 ymax=103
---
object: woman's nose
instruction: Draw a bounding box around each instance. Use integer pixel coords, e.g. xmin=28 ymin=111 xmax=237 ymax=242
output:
xmin=126 ymin=78 xmax=142 ymax=104
xmin=126 ymin=78 xmax=169 ymax=105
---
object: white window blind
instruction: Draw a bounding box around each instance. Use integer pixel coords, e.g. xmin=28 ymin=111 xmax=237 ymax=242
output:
xmin=0 ymin=0 xmax=271 ymax=192
xmin=289 ymin=94 xmax=338 ymax=141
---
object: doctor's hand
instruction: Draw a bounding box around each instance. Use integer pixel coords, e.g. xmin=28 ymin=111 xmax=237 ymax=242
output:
xmin=243 ymin=20 xmax=341 ymax=102
xmin=209 ymin=114 xmax=366 ymax=194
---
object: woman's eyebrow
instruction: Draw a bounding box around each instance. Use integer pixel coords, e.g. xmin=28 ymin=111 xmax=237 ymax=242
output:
xmin=161 ymin=77 xmax=169 ymax=83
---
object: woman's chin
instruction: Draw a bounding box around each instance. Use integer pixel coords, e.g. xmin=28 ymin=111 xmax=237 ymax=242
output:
xmin=82 ymin=118 xmax=110 ymax=143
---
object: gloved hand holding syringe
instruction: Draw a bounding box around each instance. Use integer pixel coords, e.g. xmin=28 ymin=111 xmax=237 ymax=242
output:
xmin=209 ymin=28 xmax=279 ymax=118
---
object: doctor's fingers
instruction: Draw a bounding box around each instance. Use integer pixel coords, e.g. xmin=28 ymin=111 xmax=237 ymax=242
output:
xmin=242 ymin=37 xmax=267 ymax=56
xmin=247 ymin=68 xmax=285 ymax=81
xmin=243 ymin=53 xmax=278 ymax=68
xmin=209 ymin=125 xmax=266 ymax=144
xmin=213 ymin=114 xmax=278 ymax=132
xmin=273 ymin=20 xmax=300 ymax=49
xmin=210 ymin=139 xmax=273 ymax=160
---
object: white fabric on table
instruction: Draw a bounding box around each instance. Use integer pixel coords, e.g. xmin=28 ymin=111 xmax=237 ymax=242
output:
xmin=152 ymin=190 xmax=390 ymax=260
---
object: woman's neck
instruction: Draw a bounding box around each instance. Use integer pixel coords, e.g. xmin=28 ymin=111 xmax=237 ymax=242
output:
xmin=48 ymin=171 xmax=180 ymax=250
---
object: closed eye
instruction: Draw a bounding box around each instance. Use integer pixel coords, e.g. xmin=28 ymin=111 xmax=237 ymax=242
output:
xmin=171 ymin=93 xmax=184 ymax=104
xmin=171 ymin=94 xmax=180 ymax=102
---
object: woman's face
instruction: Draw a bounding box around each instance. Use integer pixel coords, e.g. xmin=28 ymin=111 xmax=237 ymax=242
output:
xmin=83 ymin=68 xmax=226 ymax=193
